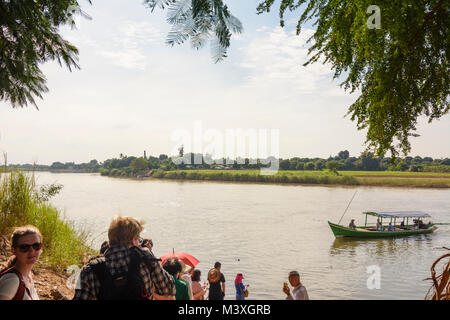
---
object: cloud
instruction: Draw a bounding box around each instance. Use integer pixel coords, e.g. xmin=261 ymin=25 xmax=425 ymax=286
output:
xmin=98 ymin=21 xmax=164 ymax=70
xmin=70 ymin=20 xmax=163 ymax=70
xmin=239 ymin=26 xmax=337 ymax=96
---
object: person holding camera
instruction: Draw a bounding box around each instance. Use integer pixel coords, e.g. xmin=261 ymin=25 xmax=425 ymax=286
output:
xmin=73 ymin=216 xmax=175 ymax=300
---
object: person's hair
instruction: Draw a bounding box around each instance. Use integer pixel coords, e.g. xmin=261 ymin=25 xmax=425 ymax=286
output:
xmin=191 ymin=269 xmax=201 ymax=282
xmin=214 ymin=261 xmax=221 ymax=268
xmin=7 ymin=225 xmax=42 ymax=268
xmin=289 ymin=271 xmax=300 ymax=278
xmin=163 ymin=258 xmax=182 ymax=276
xmin=108 ymin=216 xmax=144 ymax=246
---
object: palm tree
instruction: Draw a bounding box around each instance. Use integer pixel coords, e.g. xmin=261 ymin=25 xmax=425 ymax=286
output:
xmin=145 ymin=0 xmax=243 ymax=63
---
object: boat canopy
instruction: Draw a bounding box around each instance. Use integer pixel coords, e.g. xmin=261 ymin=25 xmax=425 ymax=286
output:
xmin=363 ymin=211 xmax=431 ymax=218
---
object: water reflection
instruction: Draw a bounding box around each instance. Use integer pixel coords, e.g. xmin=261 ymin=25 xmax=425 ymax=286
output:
xmin=330 ymin=234 xmax=436 ymax=257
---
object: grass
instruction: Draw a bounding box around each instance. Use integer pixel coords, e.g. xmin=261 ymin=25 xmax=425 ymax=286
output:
xmin=339 ymin=171 xmax=450 ymax=177
xmin=152 ymin=169 xmax=360 ymax=186
xmin=355 ymin=177 xmax=450 ymax=188
xmin=151 ymin=169 xmax=450 ymax=188
xmin=0 ymin=170 xmax=94 ymax=272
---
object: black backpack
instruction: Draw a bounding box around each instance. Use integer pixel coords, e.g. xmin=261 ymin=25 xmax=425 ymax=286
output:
xmin=91 ymin=247 xmax=150 ymax=300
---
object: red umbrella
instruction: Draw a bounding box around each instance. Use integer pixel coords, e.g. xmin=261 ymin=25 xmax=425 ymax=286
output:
xmin=159 ymin=251 xmax=199 ymax=268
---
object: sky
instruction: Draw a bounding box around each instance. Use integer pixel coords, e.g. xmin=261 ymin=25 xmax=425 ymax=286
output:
xmin=0 ymin=0 xmax=449 ymax=165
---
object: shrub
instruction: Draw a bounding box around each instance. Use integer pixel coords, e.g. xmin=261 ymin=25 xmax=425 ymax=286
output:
xmin=0 ymin=171 xmax=93 ymax=271
xmin=152 ymin=169 xmax=166 ymax=178
xmin=100 ymin=168 xmax=110 ymax=176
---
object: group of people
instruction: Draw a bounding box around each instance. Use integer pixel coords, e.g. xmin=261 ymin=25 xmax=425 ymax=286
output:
xmin=348 ymin=219 xmax=422 ymax=231
xmin=0 ymin=216 xmax=308 ymax=300
xmin=348 ymin=218 xmax=394 ymax=231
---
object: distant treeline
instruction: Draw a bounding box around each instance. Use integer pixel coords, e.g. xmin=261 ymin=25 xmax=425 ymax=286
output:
xmin=7 ymin=150 xmax=450 ymax=177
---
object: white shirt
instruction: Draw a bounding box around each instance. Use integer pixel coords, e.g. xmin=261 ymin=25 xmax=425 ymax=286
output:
xmin=286 ymin=284 xmax=309 ymax=300
xmin=0 ymin=273 xmax=40 ymax=300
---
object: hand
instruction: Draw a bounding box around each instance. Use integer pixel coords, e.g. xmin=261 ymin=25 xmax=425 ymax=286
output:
xmin=142 ymin=238 xmax=153 ymax=250
xmin=283 ymin=285 xmax=290 ymax=296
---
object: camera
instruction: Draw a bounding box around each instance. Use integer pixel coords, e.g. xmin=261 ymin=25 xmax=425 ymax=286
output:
xmin=140 ymin=238 xmax=153 ymax=248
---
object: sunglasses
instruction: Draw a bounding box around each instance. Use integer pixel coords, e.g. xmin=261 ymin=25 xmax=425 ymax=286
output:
xmin=15 ymin=242 xmax=42 ymax=253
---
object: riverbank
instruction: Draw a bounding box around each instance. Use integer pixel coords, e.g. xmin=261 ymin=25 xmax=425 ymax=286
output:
xmin=0 ymin=170 xmax=95 ymax=299
xmin=149 ymin=169 xmax=450 ymax=188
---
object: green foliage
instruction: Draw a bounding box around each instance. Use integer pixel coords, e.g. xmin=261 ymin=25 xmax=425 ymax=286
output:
xmin=49 ymin=159 xmax=100 ymax=172
xmin=0 ymin=0 xmax=92 ymax=108
xmin=256 ymin=0 xmax=449 ymax=157
xmin=152 ymin=169 xmax=167 ymax=178
xmin=130 ymin=157 xmax=149 ymax=173
xmin=0 ymin=171 xmax=93 ymax=271
xmin=314 ymin=159 xmax=325 ymax=171
xmin=145 ymin=0 xmax=243 ymax=63
xmin=151 ymin=169 xmax=360 ymax=186
xmin=155 ymin=1 xmax=448 ymax=156
xmin=338 ymin=150 xmax=350 ymax=160
xmin=326 ymin=160 xmax=340 ymax=174
xmin=305 ymin=162 xmax=315 ymax=170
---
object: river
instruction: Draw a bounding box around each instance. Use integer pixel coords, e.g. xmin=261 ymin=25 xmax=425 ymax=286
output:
xmin=34 ymin=172 xmax=450 ymax=300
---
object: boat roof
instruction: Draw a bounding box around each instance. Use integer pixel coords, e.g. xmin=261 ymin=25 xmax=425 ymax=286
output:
xmin=364 ymin=211 xmax=431 ymax=218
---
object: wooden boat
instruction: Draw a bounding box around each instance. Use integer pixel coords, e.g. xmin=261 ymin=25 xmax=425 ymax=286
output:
xmin=328 ymin=211 xmax=437 ymax=238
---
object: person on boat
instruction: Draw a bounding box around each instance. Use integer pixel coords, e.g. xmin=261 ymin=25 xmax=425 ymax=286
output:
xmin=376 ymin=219 xmax=382 ymax=231
xmin=418 ymin=220 xmax=428 ymax=229
xmin=0 ymin=225 xmax=42 ymax=300
xmin=234 ymin=273 xmax=249 ymax=300
xmin=283 ymin=271 xmax=309 ymax=300
xmin=348 ymin=219 xmax=356 ymax=229
xmin=388 ymin=222 xmax=394 ymax=232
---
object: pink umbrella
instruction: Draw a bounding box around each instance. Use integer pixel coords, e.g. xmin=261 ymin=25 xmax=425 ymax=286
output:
xmin=159 ymin=250 xmax=199 ymax=268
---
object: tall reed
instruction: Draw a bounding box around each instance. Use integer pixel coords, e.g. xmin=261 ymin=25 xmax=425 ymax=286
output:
xmin=0 ymin=170 xmax=93 ymax=271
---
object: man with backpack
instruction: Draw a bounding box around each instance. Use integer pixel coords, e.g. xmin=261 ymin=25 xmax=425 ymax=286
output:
xmin=73 ymin=216 xmax=175 ymax=300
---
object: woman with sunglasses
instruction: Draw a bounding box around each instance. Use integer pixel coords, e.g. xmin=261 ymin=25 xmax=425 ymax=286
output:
xmin=0 ymin=225 xmax=42 ymax=300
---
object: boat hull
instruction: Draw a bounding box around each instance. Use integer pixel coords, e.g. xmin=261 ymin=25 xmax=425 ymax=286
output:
xmin=328 ymin=221 xmax=436 ymax=238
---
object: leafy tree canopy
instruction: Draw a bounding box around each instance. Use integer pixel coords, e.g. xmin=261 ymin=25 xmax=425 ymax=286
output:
xmin=0 ymin=0 xmax=92 ymax=108
xmin=258 ymin=0 xmax=449 ymax=157
xmin=156 ymin=0 xmax=449 ymax=157
xmin=145 ymin=0 xmax=243 ymax=63
xmin=2 ymin=1 xmax=448 ymax=158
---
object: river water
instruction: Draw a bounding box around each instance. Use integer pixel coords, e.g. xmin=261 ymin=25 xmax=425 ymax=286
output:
xmin=34 ymin=172 xmax=450 ymax=300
